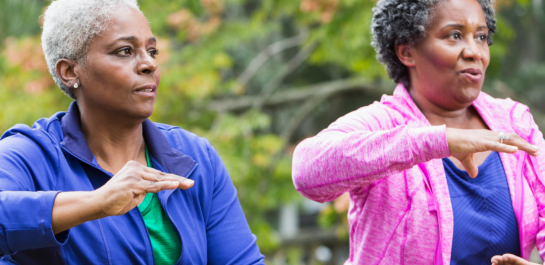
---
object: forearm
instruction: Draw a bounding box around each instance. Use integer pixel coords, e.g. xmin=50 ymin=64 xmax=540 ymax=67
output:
xmin=292 ymin=125 xmax=449 ymax=202
xmin=52 ymin=191 xmax=106 ymax=234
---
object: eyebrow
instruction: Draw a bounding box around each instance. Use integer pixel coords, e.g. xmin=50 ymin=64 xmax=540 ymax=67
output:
xmin=440 ymin=23 xmax=488 ymax=30
xmin=113 ymin=36 xmax=157 ymax=43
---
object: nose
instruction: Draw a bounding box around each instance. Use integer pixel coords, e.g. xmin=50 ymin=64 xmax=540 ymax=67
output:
xmin=136 ymin=51 xmax=157 ymax=75
xmin=461 ymin=37 xmax=483 ymax=62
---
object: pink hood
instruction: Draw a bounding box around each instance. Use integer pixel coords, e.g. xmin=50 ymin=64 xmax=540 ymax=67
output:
xmin=292 ymin=84 xmax=545 ymax=264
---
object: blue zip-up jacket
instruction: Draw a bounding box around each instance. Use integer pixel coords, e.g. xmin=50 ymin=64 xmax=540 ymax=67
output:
xmin=0 ymin=102 xmax=265 ymax=264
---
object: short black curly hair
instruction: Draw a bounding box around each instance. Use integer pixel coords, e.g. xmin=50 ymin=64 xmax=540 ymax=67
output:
xmin=371 ymin=0 xmax=496 ymax=88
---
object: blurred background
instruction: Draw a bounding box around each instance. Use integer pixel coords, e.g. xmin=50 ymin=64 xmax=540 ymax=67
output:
xmin=1 ymin=0 xmax=545 ymax=264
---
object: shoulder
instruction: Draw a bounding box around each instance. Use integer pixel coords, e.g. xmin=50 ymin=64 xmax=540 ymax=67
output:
xmin=327 ymin=99 xmax=405 ymax=132
xmin=0 ymin=116 xmax=64 ymax=190
xmin=154 ymin=122 xmax=219 ymax=168
xmin=0 ymin=115 xmax=62 ymax=159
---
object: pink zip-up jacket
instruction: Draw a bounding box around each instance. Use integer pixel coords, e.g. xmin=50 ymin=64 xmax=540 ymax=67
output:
xmin=292 ymin=84 xmax=545 ymax=265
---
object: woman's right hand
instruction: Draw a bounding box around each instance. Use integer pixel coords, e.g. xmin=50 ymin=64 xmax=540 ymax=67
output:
xmin=52 ymin=160 xmax=193 ymax=234
xmin=93 ymin=160 xmax=194 ymax=217
xmin=446 ymin=128 xmax=539 ymax=178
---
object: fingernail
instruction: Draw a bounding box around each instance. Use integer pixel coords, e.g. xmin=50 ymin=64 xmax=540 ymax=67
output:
xmin=180 ymin=177 xmax=194 ymax=185
xmin=532 ymin=145 xmax=539 ymax=151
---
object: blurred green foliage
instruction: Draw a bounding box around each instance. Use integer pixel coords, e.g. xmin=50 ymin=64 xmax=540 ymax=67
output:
xmin=1 ymin=0 xmax=545 ymax=261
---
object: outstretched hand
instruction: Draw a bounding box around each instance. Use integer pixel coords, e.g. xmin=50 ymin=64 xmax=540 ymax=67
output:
xmin=52 ymin=160 xmax=194 ymax=234
xmin=491 ymin=254 xmax=541 ymax=265
xmin=447 ymin=128 xmax=539 ymax=178
xmin=94 ymin=160 xmax=194 ymax=217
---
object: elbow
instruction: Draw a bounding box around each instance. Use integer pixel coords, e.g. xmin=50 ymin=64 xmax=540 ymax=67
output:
xmin=292 ymin=152 xmax=329 ymax=203
xmin=291 ymin=141 xmax=314 ymax=190
xmin=292 ymin=138 xmax=338 ymax=203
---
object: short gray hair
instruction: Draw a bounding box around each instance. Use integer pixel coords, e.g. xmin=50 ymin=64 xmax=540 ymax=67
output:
xmin=41 ymin=0 xmax=142 ymax=99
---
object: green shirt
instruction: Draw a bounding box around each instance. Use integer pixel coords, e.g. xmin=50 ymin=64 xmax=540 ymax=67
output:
xmin=137 ymin=146 xmax=182 ymax=264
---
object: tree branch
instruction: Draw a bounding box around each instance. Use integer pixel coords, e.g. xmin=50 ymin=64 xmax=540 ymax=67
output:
xmin=207 ymin=78 xmax=394 ymax=112
xmin=236 ymin=31 xmax=308 ymax=88
xmin=263 ymin=81 xmax=393 ymax=173
xmin=252 ymin=42 xmax=318 ymax=110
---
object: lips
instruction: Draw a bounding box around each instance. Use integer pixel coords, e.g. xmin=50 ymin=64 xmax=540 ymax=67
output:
xmin=460 ymin=68 xmax=483 ymax=82
xmin=134 ymin=85 xmax=157 ymax=96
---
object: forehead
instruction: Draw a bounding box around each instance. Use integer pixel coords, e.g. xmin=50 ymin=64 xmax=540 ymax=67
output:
xmin=432 ymin=0 xmax=486 ymax=26
xmin=93 ymin=7 xmax=153 ymax=45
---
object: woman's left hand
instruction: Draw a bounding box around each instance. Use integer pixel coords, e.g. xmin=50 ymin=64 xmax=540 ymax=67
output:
xmin=491 ymin=254 xmax=541 ymax=265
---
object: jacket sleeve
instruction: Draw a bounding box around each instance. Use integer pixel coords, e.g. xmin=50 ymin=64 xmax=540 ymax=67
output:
xmin=292 ymin=102 xmax=450 ymax=202
xmin=204 ymin=142 xmax=265 ymax=265
xmin=0 ymin=134 xmax=69 ymax=256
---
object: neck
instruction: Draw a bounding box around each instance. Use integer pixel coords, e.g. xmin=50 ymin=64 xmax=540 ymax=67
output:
xmin=409 ymin=87 xmax=485 ymax=130
xmin=78 ymin=103 xmax=147 ymax=174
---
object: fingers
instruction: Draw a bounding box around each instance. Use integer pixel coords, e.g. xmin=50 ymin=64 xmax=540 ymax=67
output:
xmin=118 ymin=161 xmax=195 ymax=192
xmin=143 ymin=180 xmax=180 ymax=193
xmin=484 ymin=140 xmax=519 ymax=154
xmin=125 ymin=161 xmax=195 ymax=189
xmin=491 ymin=254 xmax=535 ymax=265
xmin=161 ymin=175 xmax=194 ymax=190
xmin=459 ymin=153 xmax=479 ymax=179
xmin=139 ymin=167 xmax=194 ymax=190
xmin=501 ymin=133 xmax=540 ymax=156
xmin=447 ymin=129 xmax=540 ymax=157
xmin=491 ymin=255 xmax=507 ymax=265
xmin=141 ymin=171 xmax=194 ymax=189
xmin=502 ymin=253 xmax=537 ymax=265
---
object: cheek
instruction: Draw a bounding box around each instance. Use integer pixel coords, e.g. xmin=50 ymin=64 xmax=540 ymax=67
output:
xmin=425 ymin=47 xmax=459 ymax=70
xmin=482 ymin=48 xmax=491 ymax=70
xmin=94 ymin=63 xmax=131 ymax=84
xmin=86 ymin=56 xmax=133 ymax=85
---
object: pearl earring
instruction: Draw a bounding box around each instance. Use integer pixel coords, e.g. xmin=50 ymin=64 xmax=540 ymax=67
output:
xmin=73 ymin=83 xmax=79 ymax=89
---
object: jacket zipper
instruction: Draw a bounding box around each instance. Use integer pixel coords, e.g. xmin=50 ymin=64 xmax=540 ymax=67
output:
xmin=136 ymin=209 xmax=156 ymax=264
xmin=161 ymin=162 xmax=199 ymax=265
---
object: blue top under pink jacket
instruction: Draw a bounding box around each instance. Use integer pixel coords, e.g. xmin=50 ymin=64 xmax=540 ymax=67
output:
xmin=0 ymin=102 xmax=264 ymax=264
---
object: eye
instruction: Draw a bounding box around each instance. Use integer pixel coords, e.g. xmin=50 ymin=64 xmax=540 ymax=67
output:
xmin=449 ymin=32 xmax=462 ymax=40
xmin=477 ymin=34 xmax=487 ymax=42
xmin=148 ymin=49 xmax=159 ymax=59
xmin=116 ymin=48 xmax=132 ymax=56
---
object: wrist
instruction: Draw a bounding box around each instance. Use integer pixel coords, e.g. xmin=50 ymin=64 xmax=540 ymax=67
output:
xmin=52 ymin=191 xmax=107 ymax=234
xmin=88 ymin=189 xmax=109 ymax=220
xmin=410 ymin=125 xmax=450 ymax=160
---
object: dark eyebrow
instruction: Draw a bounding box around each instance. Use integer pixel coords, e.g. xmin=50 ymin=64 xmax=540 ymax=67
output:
xmin=116 ymin=36 xmax=137 ymax=41
xmin=440 ymin=23 xmax=489 ymax=31
xmin=115 ymin=36 xmax=156 ymax=43
xmin=107 ymin=36 xmax=156 ymax=49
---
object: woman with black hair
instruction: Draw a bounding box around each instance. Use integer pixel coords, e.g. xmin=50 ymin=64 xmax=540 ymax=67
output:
xmin=293 ymin=0 xmax=545 ymax=264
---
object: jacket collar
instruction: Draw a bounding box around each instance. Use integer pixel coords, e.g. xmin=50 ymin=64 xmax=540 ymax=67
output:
xmin=60 ymin=102 xmax=196 ymax=177
xmin=390 ymin=84 xmax=433 ymax=127
xmin=390 ymin=83 xmax=499 ymax=129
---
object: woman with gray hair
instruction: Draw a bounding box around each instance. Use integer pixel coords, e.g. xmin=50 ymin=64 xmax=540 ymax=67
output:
xmin=292 ymin=0 xmax=545 ymax=264
xmin=0 ymin=0 xmax=264 ymax=264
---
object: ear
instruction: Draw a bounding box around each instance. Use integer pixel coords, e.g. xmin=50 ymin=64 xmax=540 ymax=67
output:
xmin=395 ymin=44 xmax=416 ymax=67
xmin=55 ymin=59 xmax=81 ymax=90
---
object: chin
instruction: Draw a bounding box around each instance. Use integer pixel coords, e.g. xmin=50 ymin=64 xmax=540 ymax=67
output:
xmin=456 ymin=85 xmax=482 ymax=104
xmin=130 ymin=104 xmax=155 ymax=120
